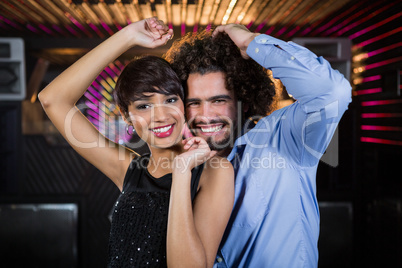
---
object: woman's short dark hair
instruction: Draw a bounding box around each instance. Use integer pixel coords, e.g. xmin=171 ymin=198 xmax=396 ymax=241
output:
xmin=164 ymin=30 xmax=276 ymax=118
xmin=113 ymin=55 xmax=184 ymax=118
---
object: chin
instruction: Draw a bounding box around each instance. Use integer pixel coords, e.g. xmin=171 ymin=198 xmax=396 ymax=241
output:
xmin=205 ymin=135 xmax=233 ymax=151
xmin=151 ymin=137 xmax=182 ymax=149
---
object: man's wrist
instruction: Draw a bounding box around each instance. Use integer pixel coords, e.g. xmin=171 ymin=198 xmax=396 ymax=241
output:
xmin=244 ymin=33 xmax=260 ymax=49
xmin=241 ymin=33 xmax=260 ymax=59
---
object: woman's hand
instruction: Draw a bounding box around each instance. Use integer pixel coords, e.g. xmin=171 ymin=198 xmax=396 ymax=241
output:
xmin=128 ymin=17 xmax=173 ymax=48
xmin=173 ymin=137 xmax=216 ymax=173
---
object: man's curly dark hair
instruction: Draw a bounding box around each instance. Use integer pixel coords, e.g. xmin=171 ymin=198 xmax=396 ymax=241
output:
xmin=164 ymin=30 xmax=276 ymax=118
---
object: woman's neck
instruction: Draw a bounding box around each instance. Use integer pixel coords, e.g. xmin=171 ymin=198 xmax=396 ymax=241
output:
xmin=147 ymin=143 xmax=184 ymax=178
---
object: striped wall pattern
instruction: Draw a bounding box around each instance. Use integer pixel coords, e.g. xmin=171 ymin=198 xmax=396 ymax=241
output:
xmin=23 ymin=135 xmax=120 ymax=267
xmin=306 ymin=0 xmax=402 ymax=146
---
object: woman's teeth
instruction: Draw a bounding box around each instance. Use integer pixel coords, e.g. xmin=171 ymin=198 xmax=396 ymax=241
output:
xmin=152 ymin=125 xmax=172 ymax=133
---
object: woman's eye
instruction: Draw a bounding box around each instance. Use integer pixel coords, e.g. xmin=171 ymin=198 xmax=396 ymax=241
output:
xmin=166 ymin=97 xmax=178 ymax=104
xmin=136 ymin=104 xmax=150 ymax=110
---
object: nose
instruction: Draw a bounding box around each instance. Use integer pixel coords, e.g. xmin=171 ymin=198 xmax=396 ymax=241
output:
xmin=187 ymin=102 xmax=217 ymax=126
xmin=152 ymin=104 xmax=169 ymax=122
xmin=200 ymin=102 xmax=215 ymax=120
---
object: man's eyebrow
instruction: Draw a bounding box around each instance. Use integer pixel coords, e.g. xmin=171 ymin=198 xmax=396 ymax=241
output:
xmin=185 ymin=97 xmax=201 ymax=103
xmin=186 ymin=95 xmax=232 ymax=103
xmin=207 ymin=95 xmax=232 ymax=101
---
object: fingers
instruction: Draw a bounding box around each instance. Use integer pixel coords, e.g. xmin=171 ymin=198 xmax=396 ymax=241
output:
xmin=146 ymin=17 xmax=172 ymax=38
xmin=146 ymin=17 xmax=160 ymax=35
xmin=212 ymin=25 xmax=227 ymax=38
xmin=183 ymin=136 xmax=201 ymax=150
xmin=212 ymin=23 xmax=251 ymax=38
xmin=182 ymin=136 xmax=211 ymax=151
xmin=156 ymin=19 xmax=169 ymax=33
xmin=152 ymin=28 xmax=173 ymax=46
xmin=165 ymin=28 xmax=174 ymax=41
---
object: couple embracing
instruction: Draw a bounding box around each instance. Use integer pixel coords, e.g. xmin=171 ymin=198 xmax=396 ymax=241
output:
xmin=39 ymin=17 xmax=351 ymax=268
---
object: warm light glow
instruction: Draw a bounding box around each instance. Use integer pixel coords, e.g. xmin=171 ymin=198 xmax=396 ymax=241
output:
xmin=353 ymin=53 xmax=368 ymax=62
xmin=353 ymin=66 xmax=366 ymax=73
xmin=353 ymin=78 xmax=362 ymax=85
xmin=237 ymin=13 xmax=245 ymax=22
xmin=353 ymin=75 xmax=381 ymax=85
xmin=46 ymin=48 xmax=88 ymax=56
xmin=222 ymin=0 xmax=238 ymax=25
xmin=311 ymin=1 xmax=365 ymax=36
xmin=82 ymin=2 xmax=103 ymax=25
xmin=236 ymin=0 xmax=253 ymax=23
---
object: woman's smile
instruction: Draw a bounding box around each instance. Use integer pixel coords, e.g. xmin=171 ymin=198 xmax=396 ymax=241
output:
xmin=150 ymin=123 xmax=175 ymax=138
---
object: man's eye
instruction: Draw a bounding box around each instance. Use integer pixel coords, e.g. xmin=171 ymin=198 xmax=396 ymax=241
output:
xmin=187 ymin=102 xmax=200 ymax=107
xmin=213 ymin=99 xmax=226 ymax=104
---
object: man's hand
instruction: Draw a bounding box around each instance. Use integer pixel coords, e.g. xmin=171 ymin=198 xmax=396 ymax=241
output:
xmin=212 ymin=24 xmax=260 ymax=59
xmin=130 ymin=17 xmax=173 ymax=48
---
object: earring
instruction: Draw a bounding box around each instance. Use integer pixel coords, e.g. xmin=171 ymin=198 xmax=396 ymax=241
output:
xmin=126 ymin=124 xmax=135 ymax=135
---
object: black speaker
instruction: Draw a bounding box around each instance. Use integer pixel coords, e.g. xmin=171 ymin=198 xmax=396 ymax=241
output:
xmin=0 ymin=38 xmax=26 ymax=101
xmin=0 ymin=203 xmax=79 ymax=267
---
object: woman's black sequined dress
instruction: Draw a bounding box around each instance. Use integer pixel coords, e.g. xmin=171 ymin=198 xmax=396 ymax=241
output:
xmin=108 ymin=154 xmax=204 ymax=267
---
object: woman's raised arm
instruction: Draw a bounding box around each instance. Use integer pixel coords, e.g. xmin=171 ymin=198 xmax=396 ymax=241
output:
xmin=38 ymin=18 xmax=173 ymax=191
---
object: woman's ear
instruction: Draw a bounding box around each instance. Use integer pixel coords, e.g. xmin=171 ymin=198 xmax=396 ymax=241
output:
xmin=119 ymin=108 xmax=132 ymax=126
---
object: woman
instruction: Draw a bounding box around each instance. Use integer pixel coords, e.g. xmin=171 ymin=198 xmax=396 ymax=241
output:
xmin=38 ymin=17 xmax=234 ymax=267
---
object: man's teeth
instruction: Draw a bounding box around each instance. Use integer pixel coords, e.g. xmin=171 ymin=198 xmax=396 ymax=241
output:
xmin=152 ymin=125 xmax=172 ymax=133
xmin=200 ymin=125 xmax=223 ymax=133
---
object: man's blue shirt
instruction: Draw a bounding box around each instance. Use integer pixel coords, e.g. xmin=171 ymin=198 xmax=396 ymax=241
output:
xmin=214 ymin=35 xmax=352 ymax=268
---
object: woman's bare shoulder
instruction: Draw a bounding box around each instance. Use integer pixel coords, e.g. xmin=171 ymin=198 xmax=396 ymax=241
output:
xmin=200 ymin=156 xmax=234 ymax=186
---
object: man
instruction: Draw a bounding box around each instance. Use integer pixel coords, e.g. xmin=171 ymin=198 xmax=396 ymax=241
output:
xmin=165 ymin=24 xmax=352 ymax=267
